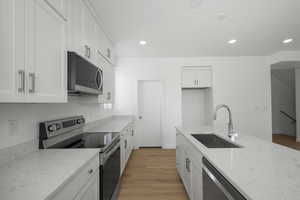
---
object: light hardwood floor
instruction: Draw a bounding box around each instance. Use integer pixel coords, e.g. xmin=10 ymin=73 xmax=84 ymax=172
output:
xmin=273 ymin=134 xmax=300 ymax=151
xmin=118 ymin=148 xmax=188 ymax=200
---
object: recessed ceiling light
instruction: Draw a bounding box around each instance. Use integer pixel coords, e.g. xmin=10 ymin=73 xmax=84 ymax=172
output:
xmin=282 ymin=38 xmax=293 ymax=44
xmin=139 ymin=41 xmax=147 ymax=45
xmin=228 ymin=39 xmax=237 ymax=44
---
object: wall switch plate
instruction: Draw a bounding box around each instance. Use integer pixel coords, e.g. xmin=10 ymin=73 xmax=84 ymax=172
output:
xmin=8 ymin=120 xmax=19 ymax=136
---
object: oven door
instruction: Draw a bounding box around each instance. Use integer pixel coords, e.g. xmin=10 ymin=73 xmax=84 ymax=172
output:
xmin=68 ymin=51 xmax=103 ymax=95
xmin=100 ymin=142 xmax=121 ymax=200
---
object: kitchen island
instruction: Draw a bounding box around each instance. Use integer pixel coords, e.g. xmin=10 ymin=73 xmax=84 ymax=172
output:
xmin=176 ymin=126 xmax=300 ymax=200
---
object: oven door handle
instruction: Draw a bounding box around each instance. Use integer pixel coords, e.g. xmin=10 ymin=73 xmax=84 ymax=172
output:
xmin=102 ymin=142 xmax=120 ymax=165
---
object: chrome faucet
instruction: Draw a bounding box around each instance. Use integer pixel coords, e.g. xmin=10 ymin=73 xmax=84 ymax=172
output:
xmin=214 ymin=104 xmax=237 ymax=138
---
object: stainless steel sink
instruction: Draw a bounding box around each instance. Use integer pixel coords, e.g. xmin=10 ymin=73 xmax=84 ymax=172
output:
xmin=191 ymin=134 xmax=241 ymax=148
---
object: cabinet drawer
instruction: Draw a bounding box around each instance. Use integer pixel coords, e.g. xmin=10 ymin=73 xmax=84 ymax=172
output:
xmin=50 ymin=154 xmax=99 ymax=200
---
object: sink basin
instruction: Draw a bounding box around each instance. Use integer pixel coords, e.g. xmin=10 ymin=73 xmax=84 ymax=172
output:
xmin=191 ymin=134 xmax=241 ymax=148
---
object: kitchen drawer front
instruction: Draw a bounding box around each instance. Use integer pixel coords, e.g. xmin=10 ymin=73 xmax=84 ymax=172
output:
xmin=50 ymin=154 xmax=99 ymax=200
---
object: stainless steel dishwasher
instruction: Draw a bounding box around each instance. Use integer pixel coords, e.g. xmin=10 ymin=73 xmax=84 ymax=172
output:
xmin=202 ymin=157 xmax=247 ymax=200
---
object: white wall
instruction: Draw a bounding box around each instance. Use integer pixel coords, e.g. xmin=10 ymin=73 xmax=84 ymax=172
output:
xmin=181 ymin=88 xmax=213 ymax=129
xmin=0 ymin=96 xmax=113 ymax=150
xmin=115 ymin=57 xmax=272 ymax=148
xmin=271 ymin=71 xmax=296 ymax=136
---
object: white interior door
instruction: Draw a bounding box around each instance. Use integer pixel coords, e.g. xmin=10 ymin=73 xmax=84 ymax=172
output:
xmin=137 ymin=81 xmax=162 ymax=147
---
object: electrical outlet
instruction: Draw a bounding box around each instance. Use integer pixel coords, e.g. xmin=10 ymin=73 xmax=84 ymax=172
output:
xmin=8 ymin=120 xmax=19 ymax=136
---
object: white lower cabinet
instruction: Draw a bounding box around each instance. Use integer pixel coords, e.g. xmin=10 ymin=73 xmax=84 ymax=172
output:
xmin=176 ymin=131 xmax=203 ymax=200
xmin=50 ymin=154 xmax=99 ymax=200
xmin=191 ymin=159 xmax=203 ymax=200
xmin=183 ymin=150 xmax=192 ymax=198
xmin=75 ymin=172 xmax=99 ymax=200
xmin=120 ymin=123 xmax=135 ymax=175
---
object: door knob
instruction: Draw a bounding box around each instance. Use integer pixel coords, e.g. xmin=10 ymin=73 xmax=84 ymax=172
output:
xmin=139 ymin=116 xmax=143 ymax=119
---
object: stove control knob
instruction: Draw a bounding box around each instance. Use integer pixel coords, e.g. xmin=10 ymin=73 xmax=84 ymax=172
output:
xmin=77 ymin=119 xmax=82 ymax=124
xmin=48 ymin=125 xmax=57 ymax=132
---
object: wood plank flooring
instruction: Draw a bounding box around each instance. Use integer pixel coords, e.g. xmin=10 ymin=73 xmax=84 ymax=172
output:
xmin=272 ymin=134 xmax=300 ymax=151
xmin=118 ymin=148 xmax=188 ymax=200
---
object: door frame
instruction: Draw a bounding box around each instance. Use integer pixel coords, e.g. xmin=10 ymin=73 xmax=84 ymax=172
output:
xmin=136 ymin=80 xmax=164 ymax=149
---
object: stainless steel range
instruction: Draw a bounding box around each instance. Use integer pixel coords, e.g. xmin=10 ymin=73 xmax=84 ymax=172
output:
xmin=39 ymin=116 xmax=120 ymax=200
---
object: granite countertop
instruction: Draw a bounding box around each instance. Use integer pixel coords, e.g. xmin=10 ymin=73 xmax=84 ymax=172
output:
xmin=176 ymin=126 xmax=300 ymax=200
xmin=0 ymin=149 xmax=99 ymax=200
xmin=84 ymin=116 xmax=134 ymax=133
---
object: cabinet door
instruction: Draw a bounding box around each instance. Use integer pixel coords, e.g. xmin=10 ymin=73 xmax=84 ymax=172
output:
xmin=182 ymin=69 xmax=197 ymax=88
xmin=27 ymin=0 xmax=67 ymax=103
xmin=197 ymin=69 xmax=212 ymax=88
xmin=82 ymin=4 xmax=96 ymax=62
xmin=183 ymin=151 xmax=192 ymax=198
xmin=103 ymin=61 xmax=114 ymax=104
xmin=67 ymin=0 xmax=85 ymax=56
xmin=94 ymin=23 xmax=106 ymax=57
xmin=120 ymin=132 xmax=126 ymax=175
xmin=75 ymin=173 xmax=99 ymax=200
xmin=0 ymin=0 xmax=26 ymax=102
xmin=43 ymin=0 xmax=67 ymax=19
xmin=176 ymin=133 xmax=183 ymax=176
xmin=191 ymin=161 xmax=203 ymax=200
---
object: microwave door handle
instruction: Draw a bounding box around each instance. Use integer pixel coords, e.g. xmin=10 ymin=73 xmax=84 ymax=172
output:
xmin=95 ymin=70 xmax=100 ymax=89
xmin=99 ymin=70 xmax=103 ymax=89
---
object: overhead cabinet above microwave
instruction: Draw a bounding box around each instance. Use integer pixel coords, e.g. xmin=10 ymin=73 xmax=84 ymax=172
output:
xmin=0 ymin=0 xmax=67 ymax=103
xmin=67 ymin=0 xmax=115 ymax=66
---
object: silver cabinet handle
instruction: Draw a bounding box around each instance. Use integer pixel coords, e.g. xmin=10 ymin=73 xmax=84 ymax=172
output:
xmin=186 ymin=158 xmax=191 ymax=172
xmin=88 ymin=169 xmax=93 ymax=174
xmin=18 ymin=70 xmax=25 ymax=93
xmin=84 ymin=45 xmax=90 ymax=58
xmin=125 ymin=139 xmax=127 ymax=149
xmin=185 ymin=158 xmax=188 ymax=170
xmin=29 ymin=73 xmax=35 ymax=93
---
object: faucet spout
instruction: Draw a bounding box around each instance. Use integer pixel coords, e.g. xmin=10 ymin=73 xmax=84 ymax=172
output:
xmin=214 ymin=104 xmax=236 ymax=138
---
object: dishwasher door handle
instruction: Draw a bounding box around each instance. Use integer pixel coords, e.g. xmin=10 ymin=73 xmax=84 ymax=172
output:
xmin=203 ymin=166 xmax=235 ymax=200
xmin=202 ymin=157 xmax=246 ymax=200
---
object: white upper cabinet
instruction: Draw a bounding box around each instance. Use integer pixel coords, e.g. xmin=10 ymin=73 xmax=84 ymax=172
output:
xmin=67 ymin=0 xmax=84 ymax=56
xmin=43 ymin=0 xmax=67 ymax=20
xmin=27 ymin=0 xmax=67 ymax=102
xmin=82 ymin=4 xmax=96 ymax=62
xmin=182 ymin=67 xmax=212 ymax=88
xmin=0 ymin=0 xmax=26 ymax=102
xmin=103 ymin=61 xmax=114 ymax=104
xmin=0 ymin=0 xmax=114 ymax=103
xmin=0 ymin=0 xmax=67 ymax=103
xmin=67 ymin=0 xmax=115 ymax=66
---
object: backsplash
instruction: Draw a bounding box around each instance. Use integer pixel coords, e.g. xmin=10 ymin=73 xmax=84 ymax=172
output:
xmin=0 ymin=96 xmax=114 ymax=150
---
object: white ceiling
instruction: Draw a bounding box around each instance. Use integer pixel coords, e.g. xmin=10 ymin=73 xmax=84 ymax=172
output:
xmin=90 ymin=0 xmax=300 ymax=57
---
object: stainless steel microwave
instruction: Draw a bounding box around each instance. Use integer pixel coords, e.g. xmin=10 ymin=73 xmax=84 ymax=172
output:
xmin=68 ymin=51 xmax=103 ymax=95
